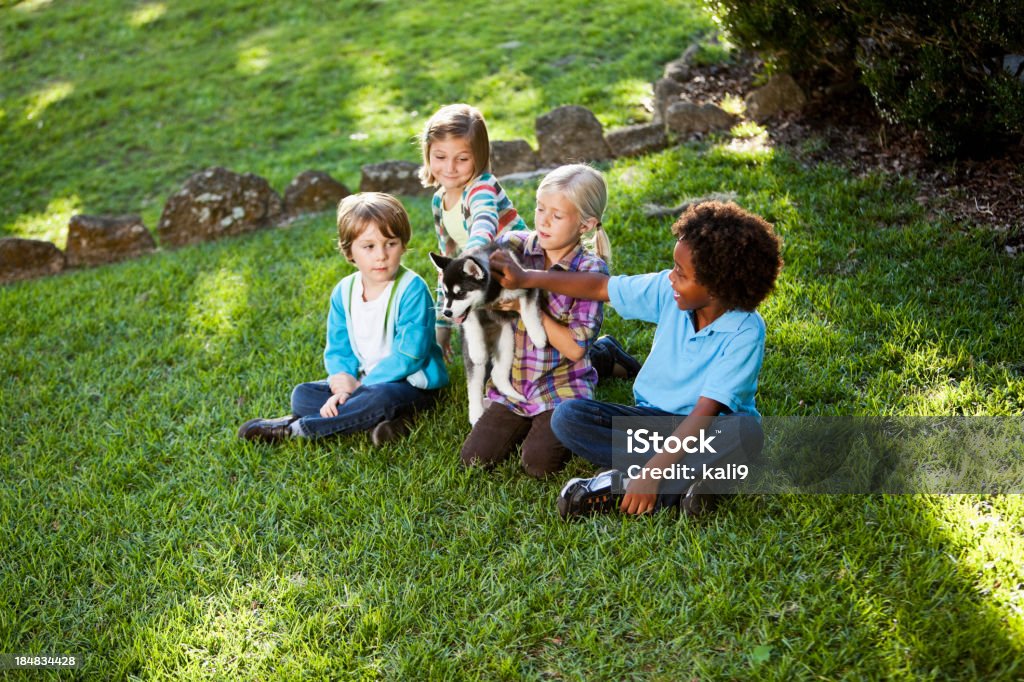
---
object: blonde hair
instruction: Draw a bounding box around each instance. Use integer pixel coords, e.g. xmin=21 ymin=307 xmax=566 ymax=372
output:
xmin=418 ymin=103 xmax=491 ymax=187
xmin=336 ymin=192 xmax=411 ymax=261
xmin=536 ymin=164 xmax=612 ymax=263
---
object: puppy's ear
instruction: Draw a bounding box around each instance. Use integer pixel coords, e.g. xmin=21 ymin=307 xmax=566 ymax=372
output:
xmin=463 ymin=257 xmax=485 ymax=280
xmin=429 ymin=252 xmax=450 ymax=273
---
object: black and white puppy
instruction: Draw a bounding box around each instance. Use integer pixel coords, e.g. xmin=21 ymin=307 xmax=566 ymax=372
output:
xmin=430 ymin=244 xmax=547 ymax=424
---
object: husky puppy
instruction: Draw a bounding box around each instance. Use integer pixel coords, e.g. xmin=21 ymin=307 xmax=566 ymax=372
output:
xmin=430 ymin=244 xmax=547 ymax=424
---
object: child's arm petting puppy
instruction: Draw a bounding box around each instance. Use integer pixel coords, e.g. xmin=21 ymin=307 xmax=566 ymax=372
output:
xmin=490 ymin=249 xmax=611 ymax=302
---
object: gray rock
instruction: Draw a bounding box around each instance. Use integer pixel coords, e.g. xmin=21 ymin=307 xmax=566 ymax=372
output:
xmin=535 ymin=105 xmax=611 ymax=165
xmin=745 ymin=74 xmax=807 ymax=122
xmin=158 ymin=167 xmax=283 ymax=248
xmin=653 ymin=77 xmax=686 ymax=122
xmin=664 ymin=43 xmax=700 ymax=82
xmin=283 ymin=170 xmax=350 ymax=218
xmin=605 ymin=123 xmax=668 ymax=158
xmin=663 ymin=58 xmax=691 ymax=83
xmin=359 ymin=160 xmax=430 ymax=196
xmin=0 ymin=237 xmax=66 ymax=284
xmin=490 ymin=140 xmax=538 ymax=177
xmin=66 ymin=214 xmax=155 ymax=267
xmin=494 ymin=168 xmax=551 ymax=184
xmin=665 ymin=101 xmax=738 ymax=135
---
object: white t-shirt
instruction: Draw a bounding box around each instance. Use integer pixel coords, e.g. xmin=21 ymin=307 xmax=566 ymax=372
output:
xmin=351 ymin=275 xmax=394 ymax=376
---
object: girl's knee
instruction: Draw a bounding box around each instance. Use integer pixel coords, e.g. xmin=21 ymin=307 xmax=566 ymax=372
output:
xmin=520 ymin=447 xmax=567 ymax=479
xmin=521 ymin=413 xmax=569 ymax=478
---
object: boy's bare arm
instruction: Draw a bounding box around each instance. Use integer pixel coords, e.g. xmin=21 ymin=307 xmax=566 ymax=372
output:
xmin=490 ymin=251 xmax=610 ymax=302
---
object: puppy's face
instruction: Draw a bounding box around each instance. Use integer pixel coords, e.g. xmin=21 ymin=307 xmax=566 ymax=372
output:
xmin=429 ymin=252 xmax=489 ymax=324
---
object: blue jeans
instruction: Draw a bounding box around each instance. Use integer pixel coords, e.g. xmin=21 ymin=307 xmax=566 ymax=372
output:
xmin=550 ymin=399 xmax=763 ymax=504
xmin=290 ymin=380 xmax=438 ymax=440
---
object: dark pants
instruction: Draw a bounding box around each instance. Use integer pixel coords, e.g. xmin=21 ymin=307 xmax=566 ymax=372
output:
xmin=290 ymin=380 xmax=438 ymax=439
xmin=460 ymin=403 xmax=571 ymax=478
xmin=551 ymin=398 xmax=763 ymax=506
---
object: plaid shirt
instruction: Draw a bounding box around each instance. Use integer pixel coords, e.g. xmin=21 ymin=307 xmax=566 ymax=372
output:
xmin=487 ymin=231 xmax=607 ymax=417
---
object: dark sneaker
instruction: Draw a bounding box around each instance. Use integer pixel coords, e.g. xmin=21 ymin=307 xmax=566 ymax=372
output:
xmin=237 ymin=415 xmax=298 ymax=442
xmin=591 ymin=335 xmax=642 ymax=380
xmin=370 ymin=413 xmax=413 ymax=446
xmin=557 ymin=469 xmax=625 ymax=519
xmin=679 ymin=479 xmax=721 ymax=518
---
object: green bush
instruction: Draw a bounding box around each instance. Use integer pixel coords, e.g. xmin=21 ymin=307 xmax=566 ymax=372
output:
xmin=708 ymin=0 xmax=1024 ymax=157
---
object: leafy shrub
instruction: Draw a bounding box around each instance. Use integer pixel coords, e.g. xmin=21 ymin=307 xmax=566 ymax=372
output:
xmin=708 ymin=0 xmax=1024 ymax=157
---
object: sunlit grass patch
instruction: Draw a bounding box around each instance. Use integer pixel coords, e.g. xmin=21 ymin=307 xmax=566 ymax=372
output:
xmin=127 ymin=3 xmax=166 ymax=28
xmin=8 ymin=194 xmax=82 ymax=246
xmin=24 ymin=80 xmax=74 ymax=121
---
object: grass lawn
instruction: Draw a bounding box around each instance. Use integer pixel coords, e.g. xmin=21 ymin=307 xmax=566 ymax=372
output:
xmin=2 ymin=1 xmax=1024 ymax=679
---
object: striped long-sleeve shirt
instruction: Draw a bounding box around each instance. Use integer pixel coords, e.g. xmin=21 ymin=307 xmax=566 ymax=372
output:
xmin=433 ymin=172 xmax=527 ymax=328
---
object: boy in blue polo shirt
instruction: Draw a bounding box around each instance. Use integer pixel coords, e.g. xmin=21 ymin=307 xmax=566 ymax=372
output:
xmin=490 ymin=201 xmax=782 ymax=518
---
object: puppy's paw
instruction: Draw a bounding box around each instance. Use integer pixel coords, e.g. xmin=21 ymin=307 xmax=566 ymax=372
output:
xmin=526 ymin=327 xmax=547 ymax=348
xmin=498 ymin=387 xmax=525 ymax=402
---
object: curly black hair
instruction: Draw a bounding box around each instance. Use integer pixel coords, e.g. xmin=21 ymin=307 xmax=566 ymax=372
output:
xmin=672 ymin=201 xmax=782 ymax=311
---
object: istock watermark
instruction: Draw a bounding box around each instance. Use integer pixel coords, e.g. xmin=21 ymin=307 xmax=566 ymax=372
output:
xmin=609 ymin=416 xmax=1024 ymax=495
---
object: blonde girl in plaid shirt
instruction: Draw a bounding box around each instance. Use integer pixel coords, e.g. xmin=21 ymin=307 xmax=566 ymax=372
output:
xmin=459 ymin=165 xmax=612 ymax=478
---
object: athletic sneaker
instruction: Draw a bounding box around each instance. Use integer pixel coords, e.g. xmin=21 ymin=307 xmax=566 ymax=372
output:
xmin=557 ymin=469 xmax=626 ymax=519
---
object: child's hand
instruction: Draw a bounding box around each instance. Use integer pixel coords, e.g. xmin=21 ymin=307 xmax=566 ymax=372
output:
xmin=620 ymin=476 xmax=658 ymax=515
xmin=490 ymin=298 xmax=520 ymax=313
xmin=490 ymin=250 xmax=528 ymax=289
xmin=320 ymin=391 xmax=350 ymax=418
xmin=329 ymin=372 xmax=360 ymax=396
xmin=436 ymin=327 xmax=454 ymax=362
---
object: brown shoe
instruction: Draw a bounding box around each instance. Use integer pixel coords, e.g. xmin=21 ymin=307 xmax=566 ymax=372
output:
xmin=370 ymin=413 xmax=413 ymax=446
xmin=238 ymin=415 xmax=298 ymax=442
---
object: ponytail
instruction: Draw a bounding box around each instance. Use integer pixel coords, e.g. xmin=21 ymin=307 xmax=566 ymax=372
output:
xmin=588 ymin=223 xmax=612 ymax=264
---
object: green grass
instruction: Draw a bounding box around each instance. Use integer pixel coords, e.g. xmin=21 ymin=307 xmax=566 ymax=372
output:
xmin=1 ymin=0 xmax=702 ymax=246
xmin=3 ymin=1 xmax=1024 ymax=680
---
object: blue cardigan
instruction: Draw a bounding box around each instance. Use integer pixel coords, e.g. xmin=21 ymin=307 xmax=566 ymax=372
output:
xmin=323 ymin=267 xmax=448 ymax=390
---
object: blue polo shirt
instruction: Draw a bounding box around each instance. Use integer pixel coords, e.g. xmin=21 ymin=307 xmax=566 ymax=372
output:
xmin=608 ymin=271 xmax=765 ymax=417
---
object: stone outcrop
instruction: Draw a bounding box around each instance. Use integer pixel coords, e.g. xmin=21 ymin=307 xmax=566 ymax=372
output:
xmin=662 ymin=43 xmax=700 ymax=84
xmin=0 ymin=238 xmax=66 ymax=284
xmin=665 ymin=101 xmax=738 ymax=136
xmin=653 ymin=77 xmax=686 ymax=123
xmin=490 ymin=140 xmax=539 ymax=176
xmin=745 ymin=74 xmax=807 ymax=121
xmin=605 ymin=123 xmax=669 ymax=158
xmin=535 ymin=105 xmax=611 ymax=165
xmin=158 ymin=167 xmax=283 ymax=248
xmin=283 ymin=170 xmax=350 ymax=218
xmin=66 ymin=214 xmax=155 ymax=267
xmin=359 ymin=161 xmax=430 ymax=196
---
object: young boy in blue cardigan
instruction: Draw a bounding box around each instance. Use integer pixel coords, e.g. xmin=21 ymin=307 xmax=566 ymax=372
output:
xmin=491 ymin=201 xmax=782 ymax=517
xmin=239 ymin=193 xmax=448 ymax=445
